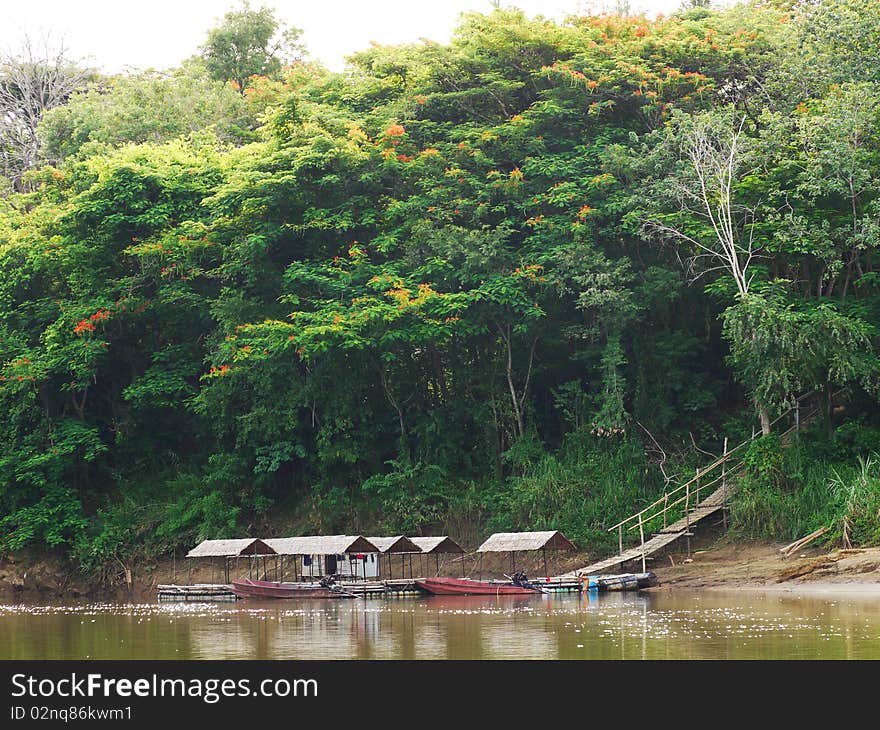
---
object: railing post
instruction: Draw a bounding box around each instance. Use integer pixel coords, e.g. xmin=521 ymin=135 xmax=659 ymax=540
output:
xmin=638 ymin=513 xmax=646 ymax=573
xmin=685 ymin=482 xmax=691 ymax=559
xmin=618 ymin=524 xmax=623 ymax=556
xmin=695 ymin=467 xmax=701 ymax=504
xmin=795 ymin=400 xmax=800 ymax=432
xmin=722 ymin=437 xmax=729 ymax=530
xmin=663 ymin=494 xmax=668 ymax=529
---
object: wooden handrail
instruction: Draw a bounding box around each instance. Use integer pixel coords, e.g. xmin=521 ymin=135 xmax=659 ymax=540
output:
xmin=607 ymin=392 xmax=828 ymax=533
xmin=607 ymin=446 xmax=746 ymax=531
xmin=626 ymin=460 xmax=746 ymax=532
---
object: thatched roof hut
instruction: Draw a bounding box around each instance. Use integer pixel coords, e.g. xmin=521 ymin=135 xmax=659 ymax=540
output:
xmin=186 ymin=538 xmax=276 ymax=558
xmin=476 ymin=531 xmax=576 ymax=553
xmin=262 ymin=535 xmax=378 ymax=556
xmin=407 ymin=536 xmax=464 ymax=554
xmin=364 ymin=536 xmax=421 ymax=553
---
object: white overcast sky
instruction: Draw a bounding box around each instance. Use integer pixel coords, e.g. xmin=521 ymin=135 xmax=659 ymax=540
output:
xmin=0 ymin=0 xmax=700 ymax=73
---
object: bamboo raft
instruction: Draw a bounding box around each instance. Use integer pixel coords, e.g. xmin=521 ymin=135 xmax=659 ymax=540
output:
xmin=157 ymin=576 xmax=585 ymax=600
xmin=581 ymin=572 xmax=658 ymax=592
xmin=157 ymin=584 xmax=238 ymax=601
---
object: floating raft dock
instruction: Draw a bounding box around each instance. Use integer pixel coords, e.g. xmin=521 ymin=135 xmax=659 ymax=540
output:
xmin=349 ymin=579 xmax=423 ymax=597
xmin=157 ymin=584 xmax=238 ymax=601
xmin=340 ymin=577 xmax=583 ymax=596
xmin=541 ymin=578 xmax=584 ymax=593
xmin=157 ymin=577 xmax=586 ymax=601
xmin=582 ymin=572 xmax=658 ymax=592
xmin=156 ymin=579 xmax=429 ymax=600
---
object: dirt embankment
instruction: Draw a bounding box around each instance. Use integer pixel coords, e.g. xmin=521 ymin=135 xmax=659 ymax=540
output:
xmin=0 ymin=551 xmax=203 ymax=602
xmin=647 ymin=538 xmax=880 ymax=595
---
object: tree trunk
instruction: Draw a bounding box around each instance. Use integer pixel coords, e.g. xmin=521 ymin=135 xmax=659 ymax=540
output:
xmin=759 ymin=403 xmax=771 ymax=436
xmin=824 ymin=378 xmax=833 ymax=441
xmin=497 ymin=322 xmax=525 ymax=440
xmin=375 ymin=361 xmax=406 ymax=444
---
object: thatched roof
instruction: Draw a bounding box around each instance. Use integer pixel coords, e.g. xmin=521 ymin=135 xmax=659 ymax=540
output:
xmin=364 ymin=536 xmax=421 ymax=553
xmin=407 ymin=536 xmax=464 ymax=554
xmin=186 ymin=538 xmax=276 ymax=558
xmin=476 ymin=531 xmax=576 ymax=553
xmin=263 ymin=535 xmax=379 ymax=556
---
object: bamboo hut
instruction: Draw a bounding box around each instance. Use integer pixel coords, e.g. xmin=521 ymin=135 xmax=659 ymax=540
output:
xmin=185 ymin=538 xmax=276 ymax=583
xmin=263 ymin=535 xmax=379 ymax=582
xmin=365 ymin=536 xmax=422 ymax=579
xmin=406 ymin=536 xmax=465 ymax=577
xmin=476 ymin=530 xmax=576 ymax=579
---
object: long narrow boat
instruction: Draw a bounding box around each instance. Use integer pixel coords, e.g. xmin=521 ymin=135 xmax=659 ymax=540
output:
xmin=230 ymin=578 xmax=358 ymax=599
xmin=415 ymin=577 xmax=545 ymax=596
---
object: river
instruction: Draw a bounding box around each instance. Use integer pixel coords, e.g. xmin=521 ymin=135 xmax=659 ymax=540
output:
xmin=2 ymin=589 xmax=879 ymax=659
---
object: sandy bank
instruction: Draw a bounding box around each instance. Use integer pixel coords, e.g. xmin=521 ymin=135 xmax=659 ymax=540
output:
xmin=646 ymin=538 xmax=880 ymax=595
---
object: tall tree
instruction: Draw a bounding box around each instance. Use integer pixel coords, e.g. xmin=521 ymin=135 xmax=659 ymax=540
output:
xmin=200 ymin=1 xmax=303 ymax=94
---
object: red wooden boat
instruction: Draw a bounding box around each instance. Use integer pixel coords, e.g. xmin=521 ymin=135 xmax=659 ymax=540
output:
xmin=415 ymin=577 xmax=545 ymax=596
xmin=230 ymin=578 xmax=358 ymax=599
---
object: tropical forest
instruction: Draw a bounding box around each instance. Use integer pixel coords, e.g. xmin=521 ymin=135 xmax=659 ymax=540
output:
xmin=1 ymin=0 xmax=879 ymax=582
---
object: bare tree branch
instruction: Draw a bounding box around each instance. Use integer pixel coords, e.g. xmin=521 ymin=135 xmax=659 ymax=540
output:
xmin=644 ymin=113 xmax=763 ymax=296
xmin=0 ymin=34 xmax=91 ymax=188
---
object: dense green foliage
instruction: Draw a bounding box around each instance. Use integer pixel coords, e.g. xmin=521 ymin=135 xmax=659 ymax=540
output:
xmin=0 ymin=2 xmax=878 ymax=574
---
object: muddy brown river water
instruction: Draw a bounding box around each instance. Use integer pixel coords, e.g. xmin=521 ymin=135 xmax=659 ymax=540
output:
xmin=2 ymin=590 xmax=879 ymax=659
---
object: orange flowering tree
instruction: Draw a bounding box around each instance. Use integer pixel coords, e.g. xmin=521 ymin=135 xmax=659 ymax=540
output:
xmin=5 ymin=3 xmax=872 ymax=562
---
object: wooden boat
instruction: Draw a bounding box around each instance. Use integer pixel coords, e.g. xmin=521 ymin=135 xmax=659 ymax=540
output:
xmin=230 ymin=578 xmax=358 ymax=599
xmin=580 ymin=572 xmax=658 ymax=592
xmin=415 ymin=577 xmax=545 ymax=596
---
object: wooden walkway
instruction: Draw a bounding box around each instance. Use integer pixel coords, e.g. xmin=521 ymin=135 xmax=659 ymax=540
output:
xmin=559 ymin=392 xmax=829 ymax=579
xmin=557 ymin=482 xmax=730 ymax=577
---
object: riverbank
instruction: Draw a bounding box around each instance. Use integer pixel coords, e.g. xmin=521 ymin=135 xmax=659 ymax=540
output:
xmin=648 ymin=538 xmax=880 ymax=595
xmin=3 ymin=537 xmax=880 ymax=602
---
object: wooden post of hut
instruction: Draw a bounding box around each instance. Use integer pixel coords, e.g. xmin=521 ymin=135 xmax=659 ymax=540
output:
xmin=542 ymin=548 xmax=548 ymax=579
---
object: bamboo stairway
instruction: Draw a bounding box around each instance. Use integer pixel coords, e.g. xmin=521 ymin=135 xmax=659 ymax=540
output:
xmin=558 ymin=393 xmax=828 ymax=578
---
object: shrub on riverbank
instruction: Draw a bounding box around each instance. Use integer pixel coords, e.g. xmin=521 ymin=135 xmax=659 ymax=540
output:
xmin=730 ymin=424 xmax=880 ymax=547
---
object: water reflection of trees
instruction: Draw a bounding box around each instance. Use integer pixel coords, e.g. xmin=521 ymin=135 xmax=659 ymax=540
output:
xmin=4 ymin=591 xmax=880 ymax=659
